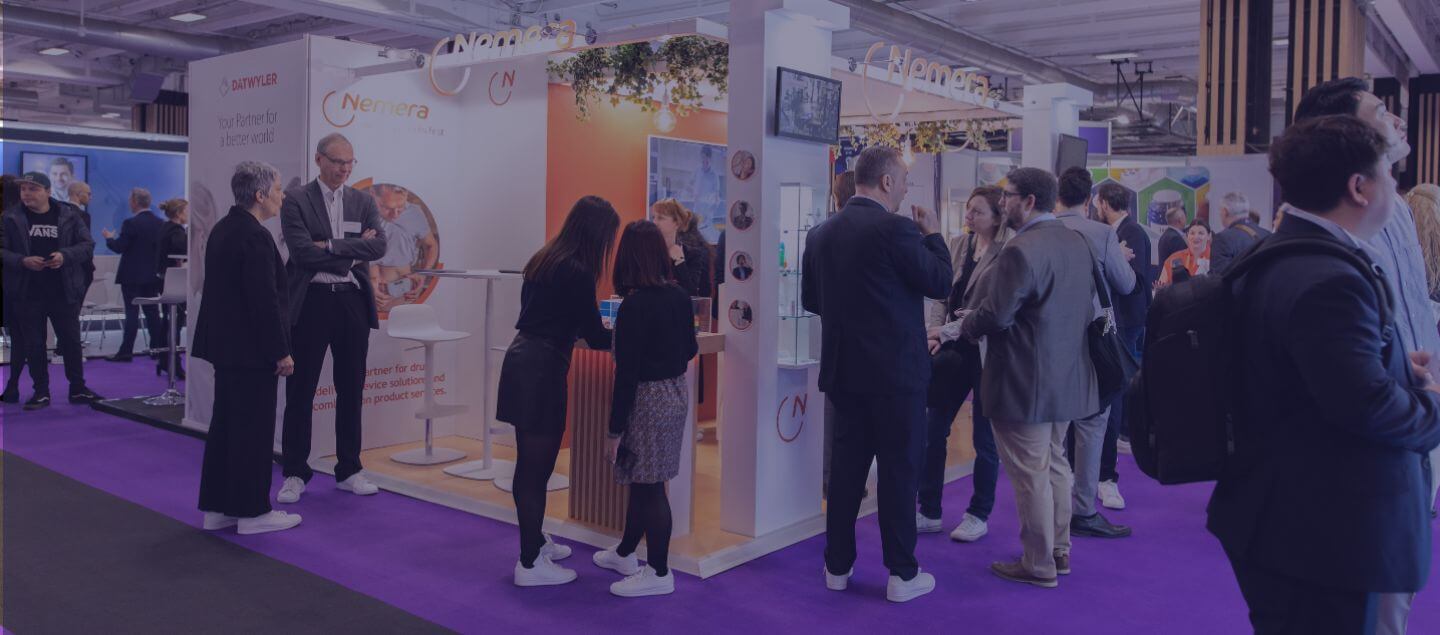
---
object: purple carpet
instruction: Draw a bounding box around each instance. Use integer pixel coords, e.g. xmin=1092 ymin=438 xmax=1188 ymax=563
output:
xmin=5 ymin=362 xmax=1439 ymax=634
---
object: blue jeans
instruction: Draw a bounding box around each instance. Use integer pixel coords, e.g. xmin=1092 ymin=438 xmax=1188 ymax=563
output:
xmin=918 ymin=392 xmax=999 ymax=521
xmin=1101 ymin=325 xmax=1145 ymax=483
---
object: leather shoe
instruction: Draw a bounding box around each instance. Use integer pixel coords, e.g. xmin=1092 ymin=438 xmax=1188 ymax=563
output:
xmin=1071 ymin=512 xmax=1132 ymax=538
xmin=106 ymin=354 xmax=134 ymax=363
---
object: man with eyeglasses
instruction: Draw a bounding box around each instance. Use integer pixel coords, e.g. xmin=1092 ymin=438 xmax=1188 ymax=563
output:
xmin=276 ymin=133 xmax=388 ymax=505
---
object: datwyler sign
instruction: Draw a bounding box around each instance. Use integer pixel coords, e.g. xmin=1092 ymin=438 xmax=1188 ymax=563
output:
xmin=862 ymin=42 xmax=992 ymax=122
xmin=427 ymin=20 xmax=577 ymax=96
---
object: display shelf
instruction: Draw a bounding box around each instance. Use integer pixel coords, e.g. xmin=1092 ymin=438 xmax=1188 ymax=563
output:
xmin=779 ymin=182 xmax=825 ymax=367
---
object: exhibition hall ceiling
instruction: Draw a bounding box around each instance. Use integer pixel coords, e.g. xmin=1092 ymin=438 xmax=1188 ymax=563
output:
xmin=1 ymin=0 xmax=1434 ymax=148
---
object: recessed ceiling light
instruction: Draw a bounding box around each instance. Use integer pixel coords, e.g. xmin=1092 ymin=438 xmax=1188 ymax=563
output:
xmin=1272 ymin=37 xmax=1288 ymax=47
xmin=1095 ymin=52 xmax=1139 ymax=61
xmin=40 ymin=47 xmax=71 ymax=56
xmin=170 ymin=12 xmax=207 ymax=23
xmin=102 ymin=112 xmax=123 ymax=118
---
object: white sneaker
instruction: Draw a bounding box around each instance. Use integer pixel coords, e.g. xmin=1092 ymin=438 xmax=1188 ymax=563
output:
xmin=541 ymin=534 xmax=572 ymax=561
xmin=202 ymin=512 xmax=237 ymax=530
xmin=1117 ymin=437 xmax=1133 ymax=455
xmin=949 ymin=513 xmax=988 ymax=542
xmin=237 ymin=511 xmax=302 ymax=535
xmin=277 ymin=477 xmax=305 ymax=504
xmin=1099 ymin=480 xmax=1126 ymax=510
xmin=609 ymin=566 xmax=675 ymax=598
xmin=593 ymin=548 xmax=641 ymax=575
xmin=513 ymin=554 xmax=577 ymax=587
xmin=886 ymin=569 xmax=936 ymax=603
xmin=337 ymin=473 xmax=379 ymax=496
xmin=825 ymin=565 xmax=852 ymax=591
xmin=916 ymin=512 xmax=943 ymax=534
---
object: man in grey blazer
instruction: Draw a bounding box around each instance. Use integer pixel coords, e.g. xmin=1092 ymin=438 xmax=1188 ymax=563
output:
xmin=1055 ymin=168 xmax=1135 ymax=540
xmin=276 ymin=133 xmax=388 ymax=504
xmin=961 ymin=167 xmax=1098 ymax=588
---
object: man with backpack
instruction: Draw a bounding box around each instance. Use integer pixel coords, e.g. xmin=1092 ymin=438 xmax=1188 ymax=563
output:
xmin=1209 ymin=192 xmax=1271 ymax=276
xmin=1206 ymin=115 xmax=1440 ymax=634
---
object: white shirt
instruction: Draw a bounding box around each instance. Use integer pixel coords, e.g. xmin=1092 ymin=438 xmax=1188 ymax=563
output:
xmin=312 ymin=180 xmax=357 ymax=286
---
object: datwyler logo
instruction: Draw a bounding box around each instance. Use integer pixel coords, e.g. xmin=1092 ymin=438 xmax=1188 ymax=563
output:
xmin=220 ymin=72 xmax=279 ymax=96
xmin=321 ymin=90 xmax=432 ymax=128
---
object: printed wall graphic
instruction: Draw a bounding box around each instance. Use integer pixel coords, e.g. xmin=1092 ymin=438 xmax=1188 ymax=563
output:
xmin=730 ymin=200 xmax=755 ymax=231
xmin=352 ymin=178 xmax=441 ymax=316
xmin=731 ymin=150 xmax=756 ymax=181
xmin=729 ymin=251 xmax=754 ymax=282
xmin=19 ymin=152 xmax=86 ymax=203
xmin=728 ymin=299 xmax=754 ymax=331
xmin=647 ymin=137 xmax=727 ymax=243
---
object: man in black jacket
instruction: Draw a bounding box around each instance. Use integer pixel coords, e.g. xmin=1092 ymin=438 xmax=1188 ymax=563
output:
xmin=0 ymin=172 xmax=102 ymax=409
xmin=103 ymin=187 xmax=166 ymax=362
xmin=802 ymin=146 xmax=952 ymax=603
xmin=1210 ymin=192 xmax=1272 ymax=276
xmin=1209 ymin=115 xmax=1440 ymax=633
xmin=1094 ymin=182 xmax=1152 ymax=509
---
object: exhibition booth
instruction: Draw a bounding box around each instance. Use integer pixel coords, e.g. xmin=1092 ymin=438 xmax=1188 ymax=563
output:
xmin=182 ymin=0 xmax=1255 ymax=577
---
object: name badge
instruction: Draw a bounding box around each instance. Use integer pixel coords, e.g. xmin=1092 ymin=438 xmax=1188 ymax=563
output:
xmin=342 ymin=221 xmax=363 ymax=235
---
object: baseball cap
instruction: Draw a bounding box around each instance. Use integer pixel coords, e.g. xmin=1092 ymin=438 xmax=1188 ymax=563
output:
xmin=17 ymin=172 xmax=52 ymax=190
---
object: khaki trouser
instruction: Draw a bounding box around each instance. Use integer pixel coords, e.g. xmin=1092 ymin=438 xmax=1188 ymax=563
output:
xmin=992 ymin=419 xmax=1073 ymax=579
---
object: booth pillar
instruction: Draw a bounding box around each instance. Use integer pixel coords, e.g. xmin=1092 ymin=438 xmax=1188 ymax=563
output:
xmin=720 ymin=0 xmax=848 ymax=538
xmin=1019 ymin=83 xmax=1093 ymax=170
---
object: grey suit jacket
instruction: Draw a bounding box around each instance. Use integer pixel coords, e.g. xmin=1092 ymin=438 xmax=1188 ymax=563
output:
xmin=1057 ymin=210 xmax=1137 ymax=318
xmin=280 ymin=180 xmax=387 ymax=329
xmin=962 ymin=217 xmax=1098 ymax=423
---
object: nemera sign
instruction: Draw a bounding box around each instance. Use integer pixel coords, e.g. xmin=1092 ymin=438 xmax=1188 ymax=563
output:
xmin=862 ymin=42 xmax=992 ymax=122
xmin=428 ymin=20 xmax=577 ymax=96
xmin=322 ymin=90 xmax=431 ymax=128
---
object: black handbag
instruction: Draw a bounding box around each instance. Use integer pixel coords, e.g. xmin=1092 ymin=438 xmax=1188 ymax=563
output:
xmin=1086 ymin=260 xmax=1139 ymax=405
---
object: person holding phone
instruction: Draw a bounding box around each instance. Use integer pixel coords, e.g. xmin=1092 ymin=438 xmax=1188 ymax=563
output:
xmin=1 ymin=171 xmax=102 ymax=410
xmin=592 ymin=220 xmax=698 ymax=597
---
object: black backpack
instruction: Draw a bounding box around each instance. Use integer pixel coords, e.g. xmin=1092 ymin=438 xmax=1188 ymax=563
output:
xmin=1126 ymin=236 xmax=1393 ymax=484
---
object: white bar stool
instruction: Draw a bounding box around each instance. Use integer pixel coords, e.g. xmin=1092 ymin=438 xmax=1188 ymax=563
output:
xmin=386 ymin=304 xmax=469 ymax=465
xmin=134 ymin=267 xmax=187 ymax=406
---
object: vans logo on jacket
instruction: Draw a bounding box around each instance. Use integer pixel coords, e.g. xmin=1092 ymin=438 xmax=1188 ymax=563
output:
xmin=28 ymin=224 xmax=59 ymax=239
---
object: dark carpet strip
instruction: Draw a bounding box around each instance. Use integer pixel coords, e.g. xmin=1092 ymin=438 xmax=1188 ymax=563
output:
xmin=1 ymin=452 xmax=452 ymax=634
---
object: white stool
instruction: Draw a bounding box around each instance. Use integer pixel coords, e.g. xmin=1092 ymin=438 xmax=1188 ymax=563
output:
xmin=386 ymin=304 xmax=469 ymax=465
xmin=134 ymin=267 xmax=187 ymax=406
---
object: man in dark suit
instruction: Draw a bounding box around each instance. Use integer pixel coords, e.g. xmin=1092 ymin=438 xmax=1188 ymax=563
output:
xmin=192 ymin=160 xmax=302 ymax=535
xmin=64 ymin=181 xmax=96 ymax=290
xmin=103 ymin=187 xmax=165 ymax=362
xmin=960 ymin=167 xmax=1097 ymax=589
xmin=1094 ymin=182 xmax=1152 ymax=510
xmin=1210 ymin=115 xmax=1440 ymax=634
xmin=1157 ymin=207 xmax=1188 ymax=265
xmin=802 ymin=146 xmax=952 ymax=603
xmin=1209 ymin=192 xmax=1272 ymax=275
xmin=276 ymin=133 xmax=387 ymax=504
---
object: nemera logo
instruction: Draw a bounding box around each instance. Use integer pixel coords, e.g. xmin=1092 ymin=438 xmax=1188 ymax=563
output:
xmin=427 ymin=20 xmax=576 ymax=96
xmin=221 ymin=72 xmax=279 ymax=96
xmin=861 ymin=42 xmax=992 ymax=123
xmin=321 ymin=90 xmax=432 ymax=128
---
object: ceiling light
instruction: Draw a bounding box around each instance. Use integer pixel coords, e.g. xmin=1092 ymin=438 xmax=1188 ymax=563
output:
xmin=1272 ymin=37 xmax=1288 ymax=47
xmin=1095 ymin=52 xmax=1139 ymax=61
xmin=102 ymin=112 xmax=122 ymax=118
xmin=170 ymin=12 xmax=208 ymax=23
xmin=958 ymin=66 xmax=981 ymax=72
xmin=40 ymin=47 xmax=71 ymax=56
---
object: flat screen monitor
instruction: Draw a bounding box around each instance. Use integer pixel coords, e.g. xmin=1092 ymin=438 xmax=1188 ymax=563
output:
xmin=1055 ymin=134 xmax=1088 ymax=175
xmin=774 ymin=67 xmax=842 ymax=145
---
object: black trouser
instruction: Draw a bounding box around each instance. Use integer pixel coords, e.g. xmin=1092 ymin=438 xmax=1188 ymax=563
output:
xmin=200 ymin=367 xmax=279 ymax=518
xmin=19 ymin=295 xmax=87 ymax=394
xmin=1101 ymin=325 xmax=1145 ymax=483
xmin=919 ymin=351 xmax=998 ymax=522
xmin=4 ymin=299 xmax=25 ymax=392
xmin=513 ymin=427 xmax=564 ymax=567
xmin=825 ymin=390 xmax=926 ymax=580
xmin=118 ymin=281 xmax=165 ymax=357
xmin=1227 ymin=549 xmax=1380 ymax=634
xmin=282 ymin=285 xmax=369 ymax=484
xmin=616 ymin=482 xmax=672 ymax=576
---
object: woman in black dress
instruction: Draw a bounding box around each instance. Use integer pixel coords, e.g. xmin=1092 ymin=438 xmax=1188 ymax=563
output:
xmin=498 ymin=195 xmax=619 ymax=587
xmin=156 ymin=198 xmax=189 ymax=379
xmin=591 ymin=220 xmax=698 ymax=597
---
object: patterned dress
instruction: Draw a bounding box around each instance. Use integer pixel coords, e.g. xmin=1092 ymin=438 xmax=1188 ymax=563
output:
xmin=613 ymin=376 xmax=688 ymax=485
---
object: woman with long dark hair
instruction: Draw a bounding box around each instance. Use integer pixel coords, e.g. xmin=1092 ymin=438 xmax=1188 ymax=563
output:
xmin=498 ymin=195 xmax=620 ymax=587
xmin=591 ymin=220 xmax=697 ymax=597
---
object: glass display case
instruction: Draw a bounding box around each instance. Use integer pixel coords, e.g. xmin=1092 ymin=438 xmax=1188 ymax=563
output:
xmin=779 ymin=182 xmax=823 ymax=367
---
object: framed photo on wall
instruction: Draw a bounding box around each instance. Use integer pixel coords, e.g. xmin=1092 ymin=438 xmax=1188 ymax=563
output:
xmin=774 ymin=67 xmax=841 ymax=145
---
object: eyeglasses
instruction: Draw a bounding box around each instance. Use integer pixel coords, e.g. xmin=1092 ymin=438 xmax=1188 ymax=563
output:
xmin=1000 ymin=190 xmax=1021 ymax=200
xmin=321 ymin=153 xmax=358 ymax=167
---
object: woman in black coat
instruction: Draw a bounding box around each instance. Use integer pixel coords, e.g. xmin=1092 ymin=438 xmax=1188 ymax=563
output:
xmin=192 ymin=161 xmax=299 ymax=536
xmin=155 ymin=198 xmax=189 ymax=378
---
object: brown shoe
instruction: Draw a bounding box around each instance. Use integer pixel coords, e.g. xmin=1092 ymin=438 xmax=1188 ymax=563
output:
xmin=990 ymin=561 xmax=1058 ymax=588
xmin=1054 ymin=553 xmax=1071 ymax=575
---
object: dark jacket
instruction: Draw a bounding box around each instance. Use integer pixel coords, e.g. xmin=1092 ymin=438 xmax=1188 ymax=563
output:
xmin=156 ymin=220 xmax=187 ymax=272
xmin=673 ymin=233 xmax=712 ymax=298
xmin=1 ymin=198 xmax=95 ymax=305
xmin=192 ymin=207 xmax=290 ymax=370
xmin=1112 ymin=215 xmax=1154 ymax=328
xmin=280 ymin=180 xmax=387 ymax=329
xmin=1158 ymin=226 xmax=1187 ymax=266
xmin=58 ymin=201 xmax=95 ymax=287
xmin=107 ymin=209 xmax=165 ymax=286
xmin=1207 ymin=214 xmax=1440 ymax=593
xmin=802 ymin=197 xmax=952 ymax=394
xmin=1209 ymin=218 xmax=1272 ymax=276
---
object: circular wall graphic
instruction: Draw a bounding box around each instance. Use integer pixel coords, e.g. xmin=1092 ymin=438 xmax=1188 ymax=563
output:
xmin=730 ymin=200 xmax=755 ymax=231
xmin=354 ymin=178 xmax=442 ymax=319
xmin=731 ymin=151 xmax=756 ymax=181
xmin=728 ymin=300 xmax=753 ymax=331
xmin=729 ymin=251 xmax=754 ymax=282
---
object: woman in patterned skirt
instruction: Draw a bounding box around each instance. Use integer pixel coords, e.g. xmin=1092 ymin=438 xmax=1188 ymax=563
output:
xmin=592 ymin=220 xmax=698 ymax=597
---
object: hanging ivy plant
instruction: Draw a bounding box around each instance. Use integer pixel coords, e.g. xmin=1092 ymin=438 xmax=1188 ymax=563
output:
xmin=548 ymin=36 xmax=728 ymax=121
